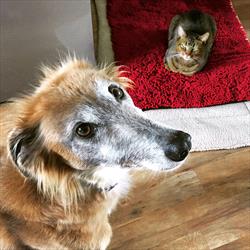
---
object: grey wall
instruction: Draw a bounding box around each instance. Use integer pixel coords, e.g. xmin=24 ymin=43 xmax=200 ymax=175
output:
xmin=0 ymin=0 xmax=95 ymax=100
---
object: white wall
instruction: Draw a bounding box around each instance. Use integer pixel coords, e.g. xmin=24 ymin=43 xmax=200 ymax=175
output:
xmin=0 ymin=0 xmax=95 ymax=100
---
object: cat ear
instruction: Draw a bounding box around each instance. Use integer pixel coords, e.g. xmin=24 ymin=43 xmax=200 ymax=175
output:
xmin=177 ymin=26 xmax=186 ymax=37
xmin=199 ymin=32 xmax=209 ymax=43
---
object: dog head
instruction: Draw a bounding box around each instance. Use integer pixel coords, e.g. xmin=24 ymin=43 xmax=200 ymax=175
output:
xmin=8 ymin=58 xmax=191 ymax=204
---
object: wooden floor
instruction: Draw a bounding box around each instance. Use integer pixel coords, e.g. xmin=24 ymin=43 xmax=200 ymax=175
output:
xmin=109 ymin=1 xmax=250 ymax=249
xmin=109 ymin=147 xmax=250 ymax=250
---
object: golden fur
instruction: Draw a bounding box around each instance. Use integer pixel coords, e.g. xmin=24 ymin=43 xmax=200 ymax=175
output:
xmin=0 ymin=58 xmax=132 ymax=250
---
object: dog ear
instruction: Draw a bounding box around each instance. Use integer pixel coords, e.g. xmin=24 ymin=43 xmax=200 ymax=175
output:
xmin=8 ymin=126 xmax=42 ymax=178
xmin=8 ymin=125 xmax=79 ymax=205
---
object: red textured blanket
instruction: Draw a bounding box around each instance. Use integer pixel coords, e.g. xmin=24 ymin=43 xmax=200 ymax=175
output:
xmin=107 ymin=0 xmax=250 ymax=109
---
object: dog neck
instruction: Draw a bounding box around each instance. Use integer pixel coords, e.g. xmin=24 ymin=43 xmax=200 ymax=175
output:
xmin=83 ymin=166 xmax=131 ymax=213
xmin=105 ymin=182 xmax=118 ymax=192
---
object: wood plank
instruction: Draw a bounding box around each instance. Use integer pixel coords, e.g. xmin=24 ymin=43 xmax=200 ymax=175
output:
xmin=165 ymin=232 xmax=210 ymax=250
xmin=109 ymin=147 xmax=250 ymax=249
xmin=215 ymin=235 xmax=250 ymax=250
xmin=202 ymin=209 xmax=250 ymax=249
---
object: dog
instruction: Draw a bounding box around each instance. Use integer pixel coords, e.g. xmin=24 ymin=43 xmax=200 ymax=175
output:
xmin=0 ymin=58 xmax=191 ymax=250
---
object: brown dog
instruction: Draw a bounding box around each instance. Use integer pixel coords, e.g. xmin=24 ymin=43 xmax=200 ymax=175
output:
xmin=0 ymin=58 xmax=191 ymax=249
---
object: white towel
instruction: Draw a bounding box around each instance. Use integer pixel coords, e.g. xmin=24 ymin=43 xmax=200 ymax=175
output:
xmin=145 ymin=102 xmax=250 ymax=151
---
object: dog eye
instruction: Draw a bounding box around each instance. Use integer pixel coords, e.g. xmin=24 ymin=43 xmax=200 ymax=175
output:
xmin=75 ymin=123 xmax=95 ymax=138
xmin=108 ymin=85 xmax=124 ymax=100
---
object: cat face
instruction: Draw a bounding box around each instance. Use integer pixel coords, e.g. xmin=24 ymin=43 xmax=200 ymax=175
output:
xmin=176 ymin=26 xmax=209 ymax=60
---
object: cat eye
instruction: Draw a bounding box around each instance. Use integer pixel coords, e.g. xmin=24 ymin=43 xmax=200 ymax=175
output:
xmin=108 ymin=85 xmax=125 ymax=100
xmin=75 ymin=123 xmax=95 ymax=138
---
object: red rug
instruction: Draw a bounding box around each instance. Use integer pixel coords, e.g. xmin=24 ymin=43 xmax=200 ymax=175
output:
xmin=107 ymin=0 xmax=250 ymax=109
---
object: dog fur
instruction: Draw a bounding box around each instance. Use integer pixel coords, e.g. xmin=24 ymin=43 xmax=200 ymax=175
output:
xmin=0 ymin=58 xmax=191 ymax=250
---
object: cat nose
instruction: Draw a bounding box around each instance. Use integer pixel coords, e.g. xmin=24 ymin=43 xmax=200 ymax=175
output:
xmin=164 ymin=131 xmax=192 ymax=162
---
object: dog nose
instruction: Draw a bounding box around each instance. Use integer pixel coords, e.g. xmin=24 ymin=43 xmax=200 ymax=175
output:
xmin=164 ymin=131 xmax=192 ymax=162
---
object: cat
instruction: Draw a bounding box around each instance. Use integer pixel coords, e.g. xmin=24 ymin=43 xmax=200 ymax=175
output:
xmin=164 ymin=10 xmax=216 ymax=76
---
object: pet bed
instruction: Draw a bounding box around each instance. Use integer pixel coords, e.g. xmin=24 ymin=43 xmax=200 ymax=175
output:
xmin=106 ymin=0 xmax=250 ymax=109
xmin=91 ymin=0 xmax=250 ymax=150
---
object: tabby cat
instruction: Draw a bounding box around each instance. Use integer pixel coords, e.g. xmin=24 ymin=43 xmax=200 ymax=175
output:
xmin=164 ymin=10 xmax=216 ymax=76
